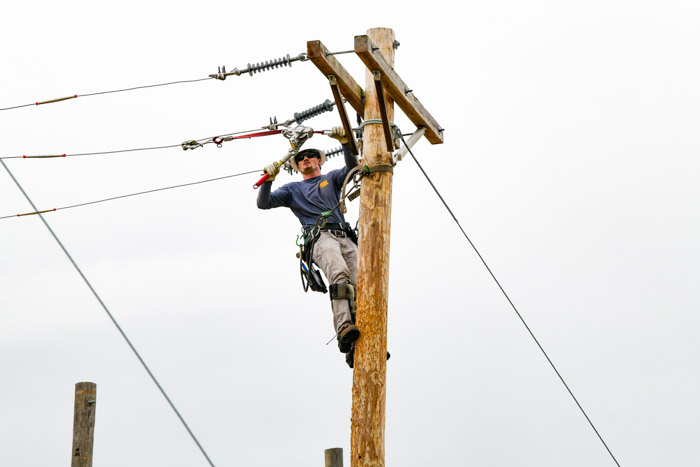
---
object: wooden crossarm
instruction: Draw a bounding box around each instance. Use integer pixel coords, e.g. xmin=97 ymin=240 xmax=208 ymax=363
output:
xmin=354 ymin=35 xmax=444 ymax=144
xmin=307 ymin=40 xmax=365 ymax=116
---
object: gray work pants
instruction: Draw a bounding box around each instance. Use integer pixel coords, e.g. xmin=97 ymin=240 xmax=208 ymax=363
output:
xmin=312 ymin=231 xmax=358 ymax=335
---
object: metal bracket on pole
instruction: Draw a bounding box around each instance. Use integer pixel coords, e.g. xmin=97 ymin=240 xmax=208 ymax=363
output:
xmin=328 ymin=75 xmax=359 ymax=156
xmin=393 ymin=127 xmax=426 ymax=164
xmin=373 ymin=70 xmax=394 ymax=152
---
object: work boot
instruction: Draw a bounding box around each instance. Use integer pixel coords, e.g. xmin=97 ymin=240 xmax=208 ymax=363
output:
xmin=345 ymin=343 xmax=391 ymax=369
xmin=338 ymin=324 xmax=360 ymax=353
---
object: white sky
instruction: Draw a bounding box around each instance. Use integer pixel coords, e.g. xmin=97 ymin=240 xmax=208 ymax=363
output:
xmin=1 ymin=1 xmax=699 ymax=466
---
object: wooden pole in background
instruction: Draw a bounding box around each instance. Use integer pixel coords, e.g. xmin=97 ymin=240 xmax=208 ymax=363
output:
xmin=325 ymin=447 xmax=343 ymax=467
xmin=71 ymin=382 xmax=97 ymax=467
xmin=351 ymin=27 xmax=396 ymax=467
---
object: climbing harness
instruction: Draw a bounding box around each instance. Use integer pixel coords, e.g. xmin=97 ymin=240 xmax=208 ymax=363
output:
xmin=296 ymin=160 xmax=395 ymax=294
xmin=297 ymin=215 xmax=329 ymax=294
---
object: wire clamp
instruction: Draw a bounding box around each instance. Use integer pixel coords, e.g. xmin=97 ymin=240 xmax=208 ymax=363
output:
xmin=214 ymin=66 xmax=228 ymax=80
xmin=212 ymin=136 xmax=233 ymax=148
xmin=264 ymin=117 xmax=280 ymax=131
xmin=181 ymin=140 xmax=203 ymax=151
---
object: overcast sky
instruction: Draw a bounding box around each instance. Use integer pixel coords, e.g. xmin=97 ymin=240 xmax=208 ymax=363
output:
xmin=1 ymin=1 xmax=699 ymax=466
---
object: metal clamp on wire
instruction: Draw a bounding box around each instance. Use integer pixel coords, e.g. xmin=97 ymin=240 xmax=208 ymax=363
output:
xmin=213 ymin=66 xmax=228 ymax=80
xmin=181 ymin=140 xmax=203 ymax=151
xmin=253 ymin=124 xmax=315 ymax=188
xmin=212 ymin=136 xmax=233 ymax=148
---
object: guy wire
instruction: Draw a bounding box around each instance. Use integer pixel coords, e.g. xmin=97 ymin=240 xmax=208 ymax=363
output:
xmin=0 ymin=158 xmax=218 ymax=467
xmin=400 ymin=133 xmax=621 ymax=467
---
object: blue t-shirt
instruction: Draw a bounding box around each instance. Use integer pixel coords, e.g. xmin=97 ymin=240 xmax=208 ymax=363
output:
xmin=257 ymin=165 xmax=351 ymax=226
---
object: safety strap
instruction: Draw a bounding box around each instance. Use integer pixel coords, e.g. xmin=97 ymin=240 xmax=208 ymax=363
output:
xmin=360 ymin=165 xmax=394 ymax=176
xmin=330 ymin=283 xmax=355 ymax=300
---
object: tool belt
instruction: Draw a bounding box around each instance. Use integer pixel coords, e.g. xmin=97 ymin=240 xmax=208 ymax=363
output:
xmin=303 ymin=222 xmax=357 ymax=244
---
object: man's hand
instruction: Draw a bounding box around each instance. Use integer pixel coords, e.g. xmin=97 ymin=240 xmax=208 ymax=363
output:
xmin=328 ymin=126 xmax=348 ymax=144
xmin=264 ymin=161 xmax=280 ymax=182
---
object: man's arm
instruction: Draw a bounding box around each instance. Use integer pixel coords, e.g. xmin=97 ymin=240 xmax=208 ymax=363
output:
xmin=343 ymin=142 xmax=358 ymax=169
xmin=256 ymin=181 xmax=274 ymax=209
xmin=257 ymin=181 xmax=291 ymax=210
xmin=328 ymin=126 xmax=357 ymax=170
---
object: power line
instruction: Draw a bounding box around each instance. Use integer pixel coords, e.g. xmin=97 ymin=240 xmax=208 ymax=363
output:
xmin=400 ymin=134 xmax=622 ymax=467
xmin=0 ymin=77 xmax=214 ymax=112
xmin=0 ymin=127 xmax=270 ymax=160
xmin=1 ymin=48 xmax=320 ymax=112
xmin=0 ymin=169 xmax=260 ymax=220
xmin=80 ymin=77 xmax=214 ymax=98
xmin=0 ymin=158 xmax=217 ymax=467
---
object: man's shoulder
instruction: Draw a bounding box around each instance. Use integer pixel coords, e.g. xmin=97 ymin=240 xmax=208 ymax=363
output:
xmin=327 ymin=165 xmax=352 ymax=185
xmin=275 ymin=179 xmax=303 ymax=191
xmin=274 ymin=179 xmax=311 ymax=200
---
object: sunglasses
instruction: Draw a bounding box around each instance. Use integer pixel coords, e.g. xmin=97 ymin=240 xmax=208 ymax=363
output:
xmin=294 ymin=152 xmax=320 ymax=163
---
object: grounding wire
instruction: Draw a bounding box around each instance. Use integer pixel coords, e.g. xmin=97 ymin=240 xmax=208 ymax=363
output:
xmin=400 ymin=134 xmax=622 ymax=467
xmin=0 ymin=169 xmax=260 ymax=220
xmin=0 ymin=77 xmax=214 ymax=112
xmin=1 ymin=158 xmax=217 ymax=467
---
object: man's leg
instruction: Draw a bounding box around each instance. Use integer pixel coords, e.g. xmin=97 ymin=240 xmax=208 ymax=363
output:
xmin=338 ymin=236 xmax=359 ymax=323
xmin=336 ymin=236 xmax=391 ymax=368
xmin=312 ymin=232 xmax=359 ymax=351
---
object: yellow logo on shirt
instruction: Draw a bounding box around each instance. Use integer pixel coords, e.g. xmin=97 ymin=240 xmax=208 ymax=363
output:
xmin=320 ymin=180 xmax=329 ymax=188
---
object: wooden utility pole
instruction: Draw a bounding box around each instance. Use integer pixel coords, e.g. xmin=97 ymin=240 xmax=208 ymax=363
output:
xmin=325 ymin=447 xmax=344 ymax=467
xmin=71 ymin=382 xmax=97 ymax=467
xmin=307 ymin=27 xmax=443 ymax=467
xmin=351 ymin=27 xmax=396 ymax=467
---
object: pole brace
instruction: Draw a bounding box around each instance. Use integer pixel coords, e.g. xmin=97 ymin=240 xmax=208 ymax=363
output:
xmin=393 ymin=127 xmax=426 ymax=163
xmin=328 ymin=75 xmax=360 ymax=156
xmin=372 ymin=70 xmax=394 ymax=152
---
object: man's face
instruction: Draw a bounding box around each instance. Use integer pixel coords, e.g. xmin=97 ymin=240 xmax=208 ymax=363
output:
xmin=297 ymin=153 xmax=321 ymax=174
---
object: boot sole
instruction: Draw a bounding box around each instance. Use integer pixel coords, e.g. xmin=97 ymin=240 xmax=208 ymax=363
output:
xmin=339 ymin=327 xmax=360 ymax=352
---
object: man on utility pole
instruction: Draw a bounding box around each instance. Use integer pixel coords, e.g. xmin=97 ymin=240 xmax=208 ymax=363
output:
xmin=306 ymin=26 xmax=444 ymax=466
xmin=256 ymin=128 xmax=362 ymax=364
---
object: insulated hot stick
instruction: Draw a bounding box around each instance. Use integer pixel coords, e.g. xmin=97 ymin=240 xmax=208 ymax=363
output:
xmin=253 ymin=125 xmax=321 ymax=188
xmin=253 ymin=148 xmax=297 ymax=188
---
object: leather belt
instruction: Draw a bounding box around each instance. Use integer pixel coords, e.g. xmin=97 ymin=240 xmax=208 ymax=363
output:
xmin=324 ymin=229 xmax=348 ymax=238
